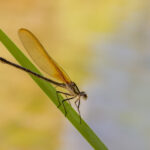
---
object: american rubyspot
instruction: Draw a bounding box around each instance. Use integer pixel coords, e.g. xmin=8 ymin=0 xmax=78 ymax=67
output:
xmin=0 ymin=28 xmax=87 ymax=123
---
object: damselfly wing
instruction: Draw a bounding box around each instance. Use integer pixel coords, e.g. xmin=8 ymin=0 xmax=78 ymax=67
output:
xmin=18 ymin=29 xmax=71 ymax=84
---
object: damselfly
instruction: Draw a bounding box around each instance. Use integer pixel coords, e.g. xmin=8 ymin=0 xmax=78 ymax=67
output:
xmin=0 ymin=28 xmax=87 ymax=123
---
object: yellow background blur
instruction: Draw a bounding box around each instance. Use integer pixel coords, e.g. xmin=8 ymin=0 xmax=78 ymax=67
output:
xmin=0 ymin=0 xmax=150 ymax=150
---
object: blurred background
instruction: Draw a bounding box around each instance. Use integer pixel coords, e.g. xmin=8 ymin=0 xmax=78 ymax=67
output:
xmin=0 ymin=0 xmax=150 ymax=150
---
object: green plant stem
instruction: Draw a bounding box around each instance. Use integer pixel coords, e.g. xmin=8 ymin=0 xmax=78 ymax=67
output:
xmin=0 ymin=29 xmax=108 ymax=150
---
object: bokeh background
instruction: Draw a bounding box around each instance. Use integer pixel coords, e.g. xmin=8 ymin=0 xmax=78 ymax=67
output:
xmin=0 ymin=0 xmax=150 ymax=150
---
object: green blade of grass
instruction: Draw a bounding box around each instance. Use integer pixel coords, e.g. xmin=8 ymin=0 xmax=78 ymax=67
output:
xmin=0 ymin=29 xmax=108 ymax=150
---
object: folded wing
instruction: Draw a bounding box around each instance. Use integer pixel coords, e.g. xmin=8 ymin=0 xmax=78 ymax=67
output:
xmin=18 ymin=28 xmax=71 ymax=83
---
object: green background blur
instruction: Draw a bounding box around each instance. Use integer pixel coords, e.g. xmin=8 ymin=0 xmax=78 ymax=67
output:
xmin=0 ymin=0 xmax=150 ymax=150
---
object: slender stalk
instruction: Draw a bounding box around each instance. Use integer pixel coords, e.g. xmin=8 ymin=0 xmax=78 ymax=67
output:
xmin=0 ymin=29 xmax=108 ymax=150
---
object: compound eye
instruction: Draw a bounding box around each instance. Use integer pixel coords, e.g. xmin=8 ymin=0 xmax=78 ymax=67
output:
xmin=84 ymin=94 xmax=87 ymax=99
xmin=81 ymin=92 xmax=87 ymax=100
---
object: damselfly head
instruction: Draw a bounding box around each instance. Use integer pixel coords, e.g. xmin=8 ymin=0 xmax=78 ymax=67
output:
xmin=80 ymin=91 xmax=87 ymax=100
